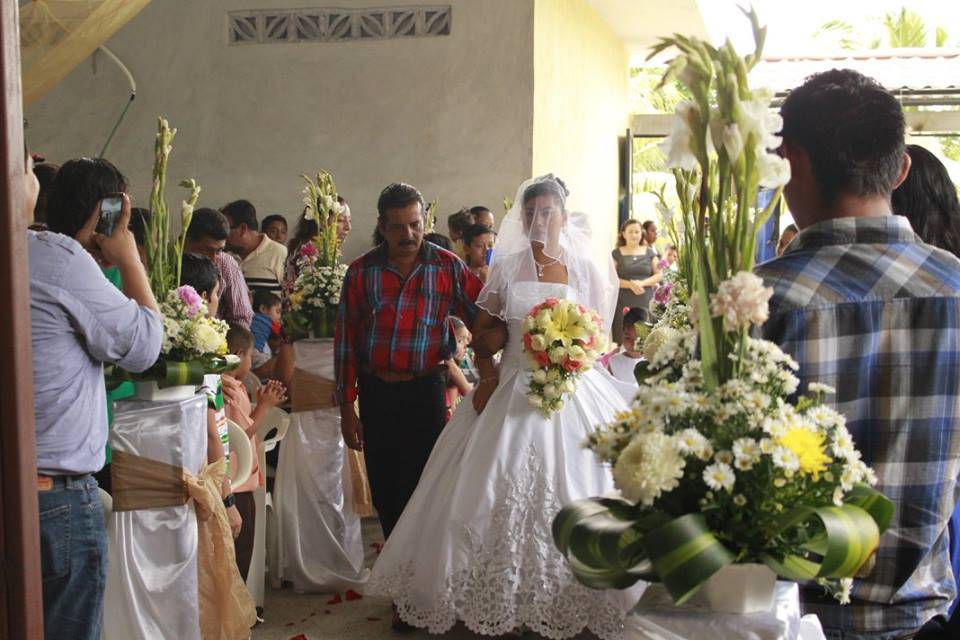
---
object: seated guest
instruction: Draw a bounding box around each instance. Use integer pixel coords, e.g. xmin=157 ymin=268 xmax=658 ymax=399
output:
xmin=461 ymin=223 xmax=496 ymax=283
xmin=178 ymin=252 xmax=242 ymax=539
xmin=222 ymin=326 xmax=287 ymax=580
xmin=775 ymin=223 xmax=798 ymax=257
xmin=444 ymin=316 xmax=475 ymax=421
xmin=446 ymin=207 xmax=475 ymax=255
xmin=222 ymin=199 xmax=287 ymax=297
xmin=424 ymin=232 xmax=453 ymax=252
xmin=261 ymin=214 xmax=288 ymax=245
xmin=34 ymin=156 xmax=163 ymax=638
xmin=662 ymin=244 xmax=679 ymax=271
xmin=250 ymin=290 xmax=282 ymax=369
xmin=470 ymin=205 xmax=495 ymax=229
xmin=606 ymin=308 xmax=646 ymax=385
xmin=30 ymin=159 xmax=58 ymax=230
xmin=185 ymin=207 xmax=253 ymax=329
xmin=756 ymin=68 xmax=960 ymax=637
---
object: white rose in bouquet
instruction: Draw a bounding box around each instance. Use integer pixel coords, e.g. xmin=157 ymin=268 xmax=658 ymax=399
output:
xmin=532 ymin=369 xmax=548 ymax=384
xmin=530 ymin=334 xmax=548 ymax=352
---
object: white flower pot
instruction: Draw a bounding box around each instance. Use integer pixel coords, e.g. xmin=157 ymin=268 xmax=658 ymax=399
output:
xmin=133 ymin=381 xmax=198 ymax=402
xmin=697 ymin=563 xmax=777 ymax=614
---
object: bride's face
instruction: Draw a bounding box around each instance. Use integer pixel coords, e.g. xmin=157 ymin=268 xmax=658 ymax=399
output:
xmin=522 ymin=194 xmax=565 ymax=246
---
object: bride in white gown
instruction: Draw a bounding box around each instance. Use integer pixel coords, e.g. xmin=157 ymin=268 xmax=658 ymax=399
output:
xmin=366 ymin=175 xmax=644 ymax=639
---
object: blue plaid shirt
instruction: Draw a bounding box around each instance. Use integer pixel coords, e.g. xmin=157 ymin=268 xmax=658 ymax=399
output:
xmin=756 ymin=216 xmax=960 ymax=636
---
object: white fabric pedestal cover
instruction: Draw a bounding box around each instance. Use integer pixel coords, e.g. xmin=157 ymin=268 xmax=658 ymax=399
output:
xmin=103 ymin=394 xmax=207 ymax=640
xmin=274 ymin=339 xmax=369 ymax=592
xmin=627 ymin=581 xmax=826 ymax=640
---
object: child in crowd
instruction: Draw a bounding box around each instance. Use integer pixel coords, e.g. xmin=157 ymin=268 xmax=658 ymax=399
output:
xmin=180 ymin=253 xmax=242 ymax=539
xmin=462 ymin=223 xmax=496 ymax=283
xmin=261 ymin=214 xmax=288 ymax=245
xmin=446 ymin=208 xmax=475 ymax=257
xmin=607 ymin=308 xmax=649 ymax=385
xmin=662 ymin=244 xmax=679 ymax=271
xmin=251 ymin=290 xmax=282 ymax=369
xmin=445 ymin=317 xmax=476 ymax=421
xmin=222 ymin=326 xmax=287 ymax=580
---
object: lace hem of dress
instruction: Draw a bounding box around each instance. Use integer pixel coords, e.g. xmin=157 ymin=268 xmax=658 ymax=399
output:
xmin=366 ymin=446 xmax=629 ymax=640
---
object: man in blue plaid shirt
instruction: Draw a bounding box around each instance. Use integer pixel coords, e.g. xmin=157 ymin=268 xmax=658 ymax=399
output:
xmin=756 ymin=69 xmax=960 ymax=639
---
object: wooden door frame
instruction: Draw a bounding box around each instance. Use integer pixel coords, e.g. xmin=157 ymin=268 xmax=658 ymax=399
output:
xmin=0 ymin=1 xmax=44 ymax=638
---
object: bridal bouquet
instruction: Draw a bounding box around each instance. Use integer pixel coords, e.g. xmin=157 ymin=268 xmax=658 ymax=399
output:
xmin=553 ymin=8 xmax=892 ymax=609
xmin=286 ymin=170 xmax=346 ymax=339
xmin=522 ymin=299 xmax=605 ymax=416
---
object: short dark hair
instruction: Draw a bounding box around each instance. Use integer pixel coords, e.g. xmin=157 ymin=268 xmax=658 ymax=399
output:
xmin=221 ymin=199 xmax=258 ymax=230
xmin=782 ymin=223 xmax=798 ymax=235
xmin=32 ymin=162 xmax=59 ymax=224
xmin=260 ymin=214 xmax=286 ymax=232
xmin=130 ymin=207 xmax=152 ymax=247
xmin=447 ymin=208 xmax=475 ymax=236
xmin=424 ymin=232 xmax=453 ymax=251
xmin=781 ymin=69 xmax=906 ymax=205
xmin=470 ymin=205 xmax=492 ymax=217
xmin=624 ymin=307 xmax=651 ymax=326
xmin=226 ymin=325 xmax=254 ymax=353
xmin=253 ymin=289 xmax=281 ymax=312
xmin=186 ymin=207 xmax=229 ymax=242
xmin=46 ymin=157 xmax=127 ymax=238
xmin=180 ymin=253 xmax=219 ymax=298
xmin=462 ymin=223 xmax=496 ymax=247
xmin=377 ymin=183 xmax=424 ymax=219
xmin=892 ymin=145 xmax=960 ymax=258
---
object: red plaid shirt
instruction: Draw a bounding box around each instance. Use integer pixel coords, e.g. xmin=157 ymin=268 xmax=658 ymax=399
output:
xmin=334 ymin=242 xmax=483 ymax=405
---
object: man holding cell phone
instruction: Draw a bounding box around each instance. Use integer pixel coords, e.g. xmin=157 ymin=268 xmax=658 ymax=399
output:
xmin=31 ymin=157 xmax=163 ymax=640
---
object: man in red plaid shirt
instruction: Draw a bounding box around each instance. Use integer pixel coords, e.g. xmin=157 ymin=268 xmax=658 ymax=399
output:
xmin=335 ymin=183 xmax=483 ymax=549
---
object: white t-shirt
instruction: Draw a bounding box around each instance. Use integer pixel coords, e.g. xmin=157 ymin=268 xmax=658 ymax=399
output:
xmin=607 ymin=351 xmax=642 ymax=386
xmin=240 ymin=234 xmax=287 ymax=296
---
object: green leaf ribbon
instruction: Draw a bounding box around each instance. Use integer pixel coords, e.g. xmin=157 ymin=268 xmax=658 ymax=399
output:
xmin=105 ymin=355 xmax=240 ymax=391
xmin=553 ymin=485 xmax=893 ymax=604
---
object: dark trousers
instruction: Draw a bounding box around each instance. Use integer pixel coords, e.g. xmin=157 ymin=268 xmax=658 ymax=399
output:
xmin=359 ymin=372 xmax=446 ymax=540
xmin=234 ymin=491 xmax=256 ymax=581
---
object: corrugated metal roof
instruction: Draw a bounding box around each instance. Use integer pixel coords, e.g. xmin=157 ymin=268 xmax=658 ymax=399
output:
xmin=749 ymin=48 xmax=960 ymax=94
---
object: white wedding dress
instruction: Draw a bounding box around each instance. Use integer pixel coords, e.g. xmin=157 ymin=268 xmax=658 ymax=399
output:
xmin=366 ymin=281 xmax=645 ymax=640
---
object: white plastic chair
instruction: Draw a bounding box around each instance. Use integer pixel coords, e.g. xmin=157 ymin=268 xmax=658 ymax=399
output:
xmin=226 ymin=419 xmax=253 ymax=488
xmin=246 ymin=406 xmax=291 ymax=608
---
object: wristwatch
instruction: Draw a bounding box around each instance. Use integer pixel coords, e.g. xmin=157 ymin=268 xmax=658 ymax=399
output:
xmin=223 ymin=493 xmax=236 ymax=509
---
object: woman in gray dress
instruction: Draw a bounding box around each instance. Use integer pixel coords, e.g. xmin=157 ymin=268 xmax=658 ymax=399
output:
xmin=611 ymin=219 xmax=662 ymax=345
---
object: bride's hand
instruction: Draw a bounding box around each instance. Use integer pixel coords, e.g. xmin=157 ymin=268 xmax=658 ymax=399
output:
xmin=472 ymin=377 xmax=499 ymax=414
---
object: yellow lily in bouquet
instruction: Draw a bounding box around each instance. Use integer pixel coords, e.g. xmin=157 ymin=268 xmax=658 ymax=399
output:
xmin=553 ymin=7 xmax=892 ymax=608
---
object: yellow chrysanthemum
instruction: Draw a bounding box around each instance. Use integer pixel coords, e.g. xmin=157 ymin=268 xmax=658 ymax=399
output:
xmin=776 ymin=427 xmax=831 ymax=475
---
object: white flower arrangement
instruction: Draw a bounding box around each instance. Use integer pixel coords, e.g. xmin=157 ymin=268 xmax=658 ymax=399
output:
xmin=287 ymin=170 xmax=347 ymax=338
xmin=521 ymin=298 xmax=605 ymax=416
xmin=159 ymin=286 xmax=229 ymax=361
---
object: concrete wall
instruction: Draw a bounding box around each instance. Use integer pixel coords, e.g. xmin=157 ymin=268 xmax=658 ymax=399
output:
xmin=532 ymin=0 xmax=629 ymax=258
xmin=25 ymin=0 xmax=535 ymax=261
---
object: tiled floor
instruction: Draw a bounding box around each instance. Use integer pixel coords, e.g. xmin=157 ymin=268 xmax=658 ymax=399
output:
xmin=253 ymin=518 xmax=543 ymax=640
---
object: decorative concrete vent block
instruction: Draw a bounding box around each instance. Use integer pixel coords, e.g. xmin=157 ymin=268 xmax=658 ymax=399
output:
xmin=227 ymin=5 xmax=452 ymax=45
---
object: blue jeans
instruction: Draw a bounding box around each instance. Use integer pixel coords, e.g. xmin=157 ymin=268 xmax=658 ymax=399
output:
xmin=38 ymin=474 xmax=107 ymax=640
